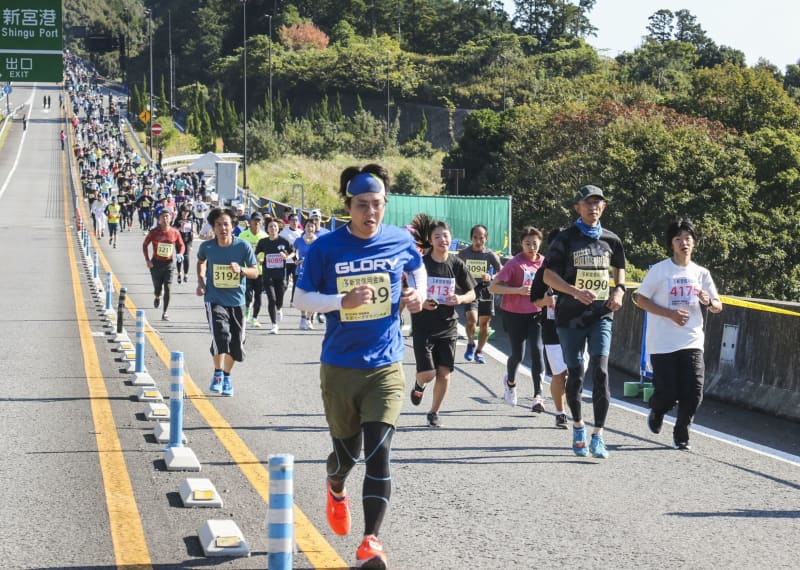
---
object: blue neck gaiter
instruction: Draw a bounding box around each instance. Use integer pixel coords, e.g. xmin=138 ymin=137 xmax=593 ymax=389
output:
xmin=575 ymin=218 xmax=602 ymax=239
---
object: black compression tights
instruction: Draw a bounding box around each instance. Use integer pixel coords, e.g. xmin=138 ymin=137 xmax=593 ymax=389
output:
xmin=327 ymin=422 xmax=395 ymax=537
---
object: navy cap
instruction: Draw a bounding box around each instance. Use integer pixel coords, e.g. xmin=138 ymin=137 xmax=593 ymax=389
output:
xmin=574 ymin=185 xmax=605 ymax=203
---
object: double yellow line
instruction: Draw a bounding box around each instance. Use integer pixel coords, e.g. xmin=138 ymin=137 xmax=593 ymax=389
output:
xmin=65 ymin=130 xmax=345 ymax=567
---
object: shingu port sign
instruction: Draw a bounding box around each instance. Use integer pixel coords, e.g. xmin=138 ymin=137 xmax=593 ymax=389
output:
xmin=0 ymin=0 xmax=63 ymax=82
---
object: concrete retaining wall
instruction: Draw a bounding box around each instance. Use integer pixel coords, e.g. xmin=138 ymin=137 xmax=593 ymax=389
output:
xmin=609 ymin=297 xmax=800 ymax=423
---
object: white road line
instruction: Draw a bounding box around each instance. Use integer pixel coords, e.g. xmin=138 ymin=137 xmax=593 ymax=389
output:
xmin=457 ymin=325 xmax=800 ymax=467
xmin=0 ymin=85 xmax=37 ymax=201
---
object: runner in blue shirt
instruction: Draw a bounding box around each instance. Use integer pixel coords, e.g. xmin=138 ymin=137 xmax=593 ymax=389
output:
xmin=295 ymin=164 xmax=426 ymax=569
xmin=196 ymin=207 xmax=258 ymax=397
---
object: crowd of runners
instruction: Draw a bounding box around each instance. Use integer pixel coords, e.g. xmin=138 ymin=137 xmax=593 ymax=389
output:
xmin=65 ymin=57 xmax=723 ymax=569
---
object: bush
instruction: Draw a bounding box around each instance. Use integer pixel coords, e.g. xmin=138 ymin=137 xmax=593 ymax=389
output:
xmin=392 ymin=167 xmax=423 ymax=194
xmin=399 ymin=137 xmax=434 ymax=158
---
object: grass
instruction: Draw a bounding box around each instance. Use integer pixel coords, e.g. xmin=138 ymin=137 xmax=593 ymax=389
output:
xmin=243 ymin=152 xmax=447 ymax=216
xmin=143 ymin=124 xmax=447 ymax=215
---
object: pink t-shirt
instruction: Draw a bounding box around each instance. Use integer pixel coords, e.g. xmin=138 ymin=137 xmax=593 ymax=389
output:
xmin=495 ymin=252 xmax=543 ymax=314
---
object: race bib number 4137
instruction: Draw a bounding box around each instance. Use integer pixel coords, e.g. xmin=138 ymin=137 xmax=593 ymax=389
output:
xmin=336 ymin=272 xmax=391 ymax=322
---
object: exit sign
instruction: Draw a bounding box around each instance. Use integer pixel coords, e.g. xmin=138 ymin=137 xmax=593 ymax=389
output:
xmin=0 ymin=0 xmax=63 ymax=82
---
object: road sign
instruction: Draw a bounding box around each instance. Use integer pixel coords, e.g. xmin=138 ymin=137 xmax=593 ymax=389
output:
xmin=138 ymin=110 xmax=150 ymax=123
xmin=3 ymin=85 xmax=10 ymax=95
xmin=0 ymin=0 xmax=64 ymax=83
xmin=151 ymin=123 xmax=162 ymax=135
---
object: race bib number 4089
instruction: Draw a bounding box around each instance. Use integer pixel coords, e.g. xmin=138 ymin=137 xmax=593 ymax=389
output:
xmin=336 ymin=272 xmax=392 ymax=322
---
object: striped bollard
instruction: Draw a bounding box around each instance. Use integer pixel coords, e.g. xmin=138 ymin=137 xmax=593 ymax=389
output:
xmin=267 ymin=454 xmax=294 ymax=569
xmin=167 ymin=351 xmax=185 ymax=449
xmin=104 ymin=272 xmax=114 ymax=314
xmin=134 ymin=310 xmax=146 ymax=373
xmin=116 ymin=288 xmax=127 ymax=335
xmin=93 ymin=249 xmax=99 ymax=281
xmin=85 ymin=231 xmax=90 ymax=257
xmin=129 ymin=310 xmax=154 ymax=384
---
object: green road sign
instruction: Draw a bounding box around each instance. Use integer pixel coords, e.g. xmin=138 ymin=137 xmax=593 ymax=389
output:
xmin=0 ymin=0 xmax=64 ymax=82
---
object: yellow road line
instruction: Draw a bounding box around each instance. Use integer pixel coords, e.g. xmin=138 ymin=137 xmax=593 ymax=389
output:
xmin=70 ymin=145 xmax=346 ymax=568
xmin=62 ymin=147 xmax=153 ymax=569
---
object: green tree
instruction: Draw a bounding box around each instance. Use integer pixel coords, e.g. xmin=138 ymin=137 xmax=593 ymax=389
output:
xmin=513 ymin=0 xmax=596 ymax=51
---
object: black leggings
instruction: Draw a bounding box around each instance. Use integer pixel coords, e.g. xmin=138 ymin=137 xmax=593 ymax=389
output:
xmin=502 ymin=311 xmax=544 ymax=395
xmin=245 ymin=276 xmax=263 ymax=318
xmin=150 ymin=261 xmax=173 ymax=311
xmin=566 ymin=355 xmax=610 ymax=428
xmin=263 ymin=275 xmax=285 ymax=324
xmin=327 ymin=422 xmax=394 ymax=537
xmin=177 ymin=242 xmax=192 ymax=275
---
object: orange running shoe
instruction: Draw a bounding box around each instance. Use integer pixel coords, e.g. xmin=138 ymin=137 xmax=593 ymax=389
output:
xmin=355 ymin=534 xmax=387 ymax=569
xmin=326 ymin=482 xmax=351 ymax=536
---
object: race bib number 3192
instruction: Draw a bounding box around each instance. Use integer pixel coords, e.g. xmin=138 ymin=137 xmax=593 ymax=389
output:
xmin=336 ymin=272 xmax=391 ymax=322
xmin=212 ymin=264 xmax=240 ymax=288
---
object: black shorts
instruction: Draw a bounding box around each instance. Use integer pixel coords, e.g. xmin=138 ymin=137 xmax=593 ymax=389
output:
xmin=150 ymin=260 xmax=173 ymax=292
xmin=412 ymin=332 xmax=457 ymax=373
xmin=466 ymin=284 xmax=495 ymax=317
xmin=205 ymin=303 xmax=246 ymax=362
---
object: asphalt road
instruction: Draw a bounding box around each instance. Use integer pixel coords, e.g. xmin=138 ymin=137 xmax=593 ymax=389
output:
xmin=0 ymin=82 xmax=798 ymax=570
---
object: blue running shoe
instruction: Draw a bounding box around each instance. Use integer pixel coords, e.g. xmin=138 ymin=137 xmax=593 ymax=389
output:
xmin=590 ymin=433 xmax=609 ymax=459
xmin=221 ymin=377 xmax=234 ymax=397
xmin=210 ymin=374 xmax=223 ymax=394
xmin=572 ymin=426 xmax=589 ymax=457
xmin=464 ymin=343 xmax=476 ymax=361
xmin=474 ymin=351 xmax=486 ymax=364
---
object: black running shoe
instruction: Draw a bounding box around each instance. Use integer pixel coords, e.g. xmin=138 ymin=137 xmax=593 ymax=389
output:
xmin=647 ymin=409 xmax=663 ymax=434
xmin=410 ymin=383 xmax=425 ymax=406
xmin=555 ymin=413 xmax=569 ymax=429
xmin=154 ymin=296 xmax=160 ymax=308
xmin=426 ymin=412 xmax=441 ymax=428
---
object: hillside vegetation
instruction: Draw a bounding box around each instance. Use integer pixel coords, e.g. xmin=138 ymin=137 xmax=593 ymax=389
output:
xmin=69 ymin=1 xmax=800 ymax=299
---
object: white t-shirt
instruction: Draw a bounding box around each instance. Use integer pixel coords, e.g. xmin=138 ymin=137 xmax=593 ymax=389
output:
xmin=637 ymin=258 xmax=719 ymax=354
xmin=279 ymin=227 xmax=302 ymax=262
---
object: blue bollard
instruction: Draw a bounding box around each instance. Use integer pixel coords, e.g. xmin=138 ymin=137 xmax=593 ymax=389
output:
xmin=267 ymin=454 xmax=294 ymax=570
xmin=135 ymin=310 xmax=146 ymax=374
xmin=104 ymin=272 xmax=113 ymax=312
xmin=167 ymin=351 xmax=185 ymax=449
xmin=93 ymin=249 xmax=99 ymax=280
xmin=85 ymin=235 xmax=90 ymax=257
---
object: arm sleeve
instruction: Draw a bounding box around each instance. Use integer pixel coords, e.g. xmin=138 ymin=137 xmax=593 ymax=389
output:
xmin=403 ymin=264 xmax=427 ymax=299
xmin=294 ymin=289 xmax=344 ymax=313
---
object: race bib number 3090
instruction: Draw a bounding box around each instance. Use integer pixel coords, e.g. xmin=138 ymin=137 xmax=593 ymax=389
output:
xmin=336 ymin=272 xmax=391 ymax=322
xmin=575 ymin=268 xmax=609 ymax=300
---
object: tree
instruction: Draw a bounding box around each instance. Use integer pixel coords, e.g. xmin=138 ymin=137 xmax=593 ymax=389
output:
xmin=513 ymin=0 xmax=596 ymax=51
xmin=646 ymin=9 xmax=674 ymax=43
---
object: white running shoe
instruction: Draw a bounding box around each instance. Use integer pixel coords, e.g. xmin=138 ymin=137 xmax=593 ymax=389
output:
xmin=503 ymin=375 xmax=518 ymax=407
xmin=269 ymin=324 xmax=279 ymax=334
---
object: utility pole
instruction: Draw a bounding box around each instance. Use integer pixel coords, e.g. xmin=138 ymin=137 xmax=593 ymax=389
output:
xmin=241 ymin=0 xmax=248 ymax=190
xmin=146 ymin=8 xmax=153 ymax=165
xmin=168 ymin=10 xmax=174 ymax=116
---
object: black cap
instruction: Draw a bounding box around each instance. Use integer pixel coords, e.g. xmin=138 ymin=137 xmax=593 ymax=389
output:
xmin=574 ymin=184 xmax=605 ymax=203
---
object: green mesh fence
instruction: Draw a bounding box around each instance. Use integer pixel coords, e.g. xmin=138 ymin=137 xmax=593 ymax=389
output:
xmin=382 ymin=195 xmax=512 ymax=255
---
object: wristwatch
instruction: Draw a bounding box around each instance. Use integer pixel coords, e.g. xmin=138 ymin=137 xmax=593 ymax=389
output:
xmin=614 ymin=283 xmax=626 ymax=293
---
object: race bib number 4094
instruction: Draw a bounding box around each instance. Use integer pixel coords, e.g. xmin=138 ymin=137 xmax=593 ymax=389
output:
xmin=336 ymin=272 xmax=391 ymax=322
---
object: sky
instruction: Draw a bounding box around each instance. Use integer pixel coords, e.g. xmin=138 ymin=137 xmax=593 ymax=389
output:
xmin=502 ymin=0 xmax=800 ymax=70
